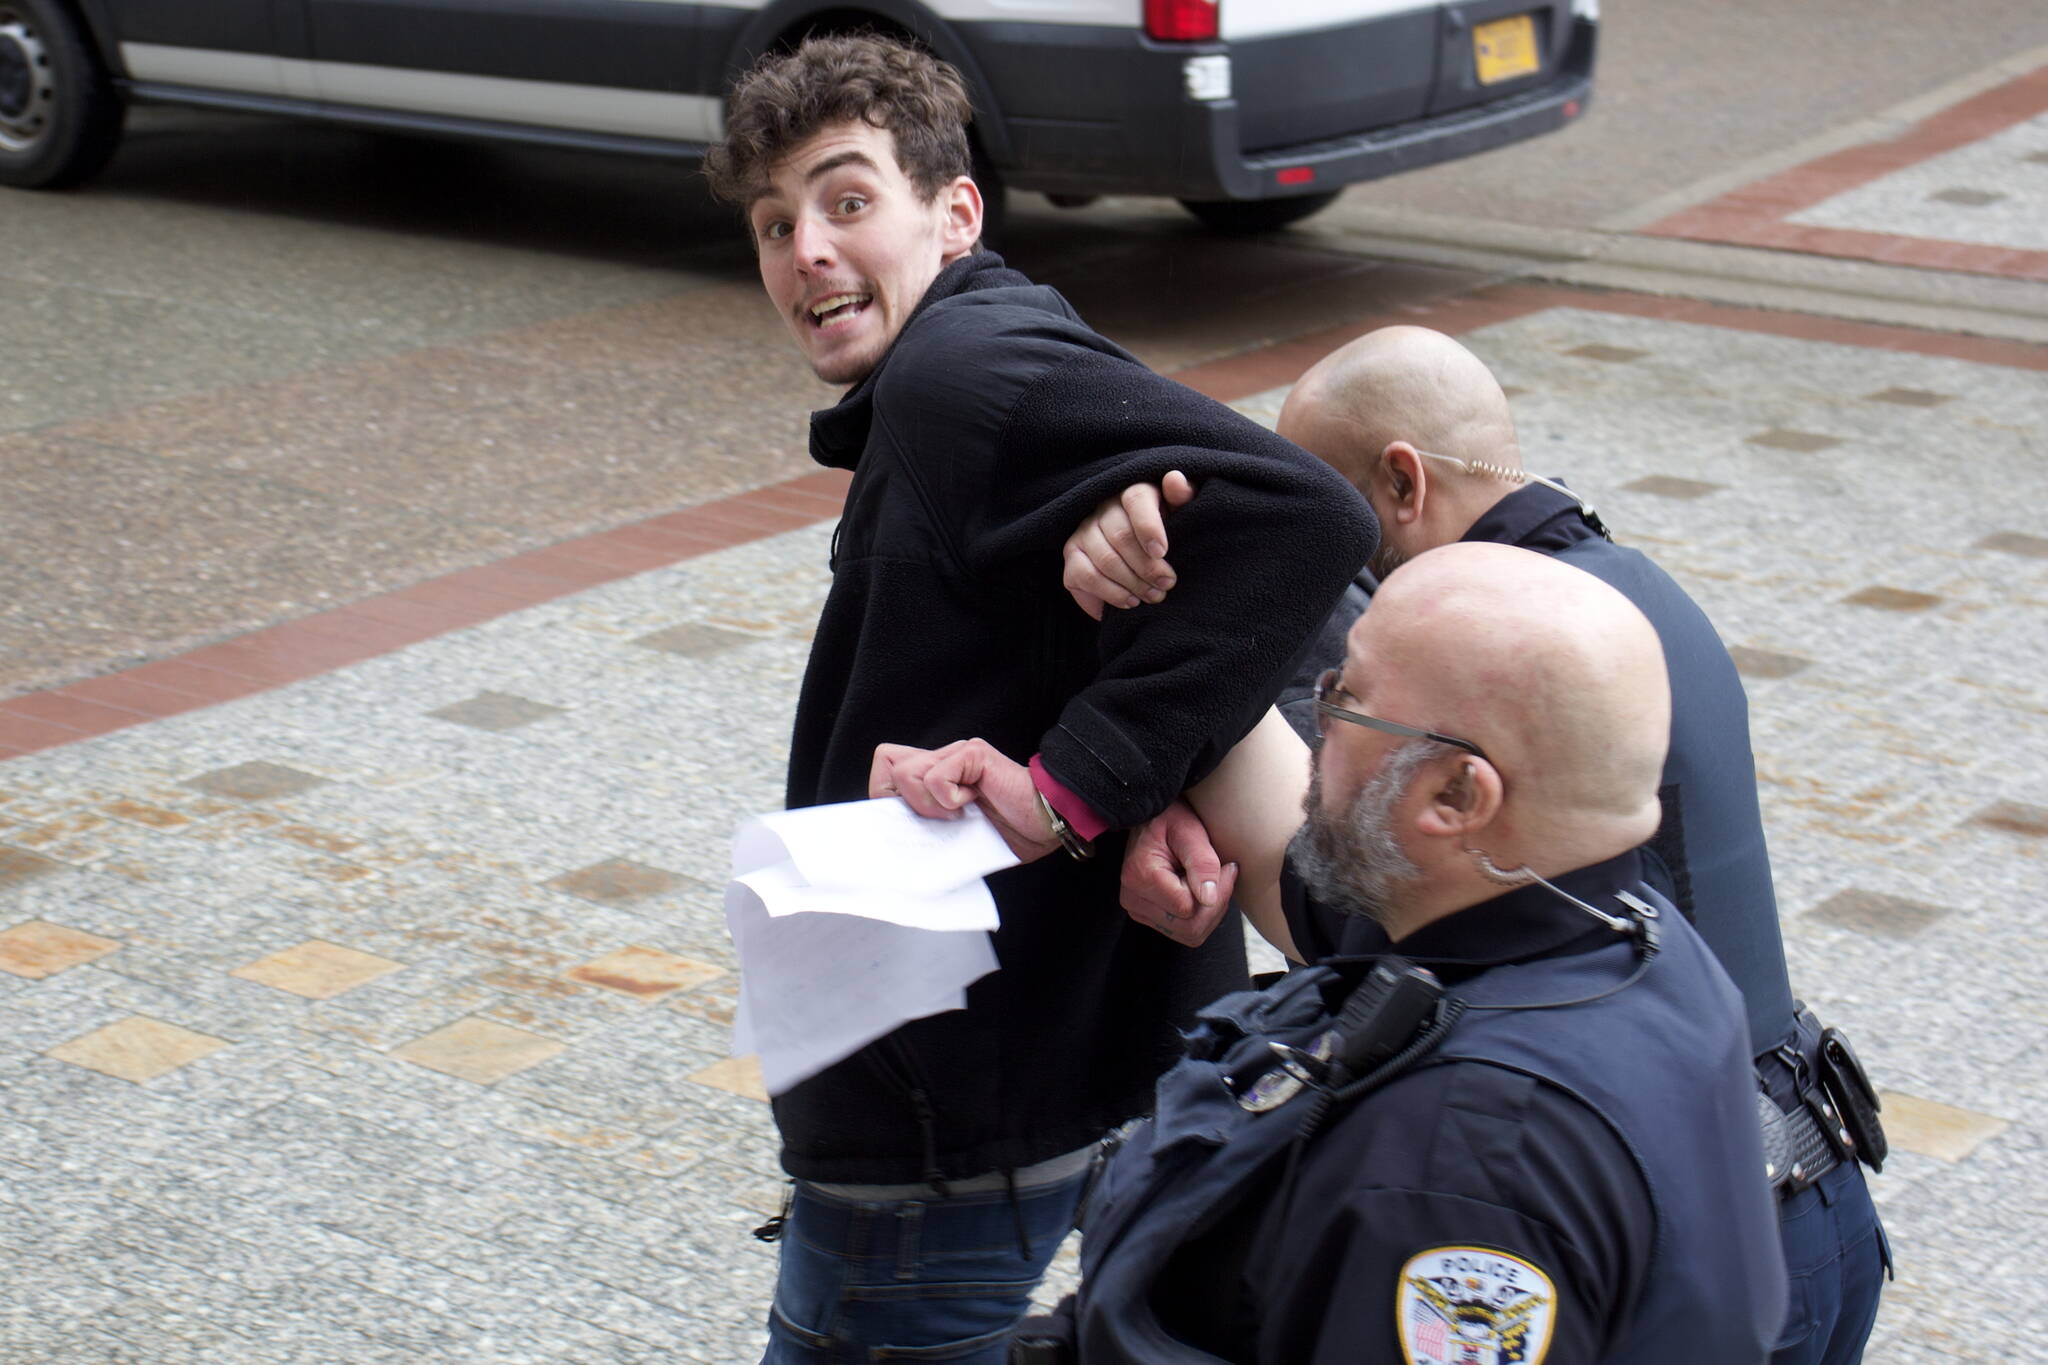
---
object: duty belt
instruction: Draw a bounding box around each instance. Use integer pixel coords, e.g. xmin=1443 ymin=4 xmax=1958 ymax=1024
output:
xmin=1756 ymin=1088 xmax=1843 ymax=1195
xmin=1756 ymin=1007 xmax=1887 ymax=1197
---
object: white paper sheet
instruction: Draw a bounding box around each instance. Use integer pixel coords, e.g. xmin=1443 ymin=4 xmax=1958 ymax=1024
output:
xmin=726 ymin=798 xmax=1018 ymax=1096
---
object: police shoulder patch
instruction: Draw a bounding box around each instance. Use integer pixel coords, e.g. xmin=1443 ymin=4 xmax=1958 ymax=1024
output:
xmin=1395 ymin=1245 xmax=1557 ymax=1365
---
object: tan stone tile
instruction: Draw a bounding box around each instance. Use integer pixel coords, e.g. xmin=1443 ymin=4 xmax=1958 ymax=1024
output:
xmin=47 ymin=1016 xmax=228 ymax=1082
xmin=688 ymin=1055 xmax=768 ymax=1102
xmin=267 ymin=824 xmax=364 ymax=856
xmin=1623 ymin=475 xmax=1723 ymax=500
xmin=1567 ymin=343 xmax=1649 ymax=362
xmin=355 ymin=766 xmax=446 ymax=791
xmin=183 ymin=762 xmax=328 ymax=802
xmin=0 ymin=847 xmax=63 ymax=888
xmin=11 ymin=813 xmax=108 ymax=849
xmin=1928 ymin=186 xmax=2003 ymax=207
xmin=1977 ymin=531 xmax=2048 ymax=558
xmin=298 ymin=859 xmax=377 ymax=885
xmin=14 ymin=838 xmax=111 ymax=866
xmin=1971 ymin=801 xmax=2048 ymax=837
xmin=230 ymin=940 xmax=404 ymax=999
xmin=566 ymin=946 xmax=724 ymax=1000
xmin=393 ymin=1017 xmax=566 ymax=1084
xmin=1878 ymin=1091 xmax=2010 ymax=1162
xmin=493 ymin=1109 xmax=641 ymax=1153
xmin=631 ymin=623 xmax=755 ymax=657
xmin=1843 ymin=586 xmax=1942 ymax=611
xmin=101 ymin=800 xmax=194 ymax=830
xmin=1807 ymin=889 xmax=1947 ymax=938
xmin=618 ymin=1138 xmax=704 ymax=1175
xmin=426 ymin=691 xmax=566 ymax=732
xmin=544 ymin=859 xmax=687 ymax=904
xmin=1748 ymin=428 xmax=1842 ymax=452
xmin=667 ymin=975 xmax=739 ymax=1029
xmin=479 ymin=966 xmax=587 ymax=999
xmin=1727 ymin=645 xmax=1813 ymax=680
xmin=0 ymin=793 xmax=78 ymax=823
xmin=0 ymin=920 xmax=121 ymax=979
xmin=140 ymin=787 xmax=245 ymax=817
xmin=1864 ymin=387 xmax=1953 ymax=407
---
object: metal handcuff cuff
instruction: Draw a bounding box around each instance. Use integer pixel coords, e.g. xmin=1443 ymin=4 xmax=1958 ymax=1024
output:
xmin=1035 ymin=789 xmax=1095 ymax=861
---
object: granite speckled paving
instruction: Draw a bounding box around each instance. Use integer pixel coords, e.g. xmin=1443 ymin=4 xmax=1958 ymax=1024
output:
xmin=3 ymin=293 xmax=2045 ymax=1361
xmin=1787 ymin=113 xmax=2048 ymax=252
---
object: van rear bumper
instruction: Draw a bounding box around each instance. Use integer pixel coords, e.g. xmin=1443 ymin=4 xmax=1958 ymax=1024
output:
xmin=1201 ymin=58 xmax=1593 ymax=202
xmin=967 ymin=16 xmax=1596 ymax=203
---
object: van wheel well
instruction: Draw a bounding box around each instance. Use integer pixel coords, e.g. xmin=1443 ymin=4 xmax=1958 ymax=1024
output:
xmin=0 ymin=0 xmax=125 ymax=188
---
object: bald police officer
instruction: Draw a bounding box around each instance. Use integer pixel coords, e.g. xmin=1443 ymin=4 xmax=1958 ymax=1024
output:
xmin=882 ymin=544 xmax=1789 ymax=1361
xmin=1068 ymin=327 xmax=1887 ymax=1363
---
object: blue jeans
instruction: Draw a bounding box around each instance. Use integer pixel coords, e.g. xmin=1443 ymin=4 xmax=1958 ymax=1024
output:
xmin=762 ymin=1172 xmax=1088 ymax=1363
xmin=1770 ymin=1160 xmax=1890 ymax=1365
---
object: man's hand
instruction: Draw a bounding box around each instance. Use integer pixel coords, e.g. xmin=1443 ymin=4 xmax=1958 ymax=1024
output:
xmin=870 ymin=739 xmax=1060 ymax=863
xmin=1062 ymin=471 xmax=1199 ymax=620
xmin=1121 ymin=800 xmax=1238 ymax=948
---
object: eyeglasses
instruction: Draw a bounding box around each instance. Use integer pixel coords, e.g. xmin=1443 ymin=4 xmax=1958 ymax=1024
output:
xmin=1311 ymin=667 xmax=1490 ymax=761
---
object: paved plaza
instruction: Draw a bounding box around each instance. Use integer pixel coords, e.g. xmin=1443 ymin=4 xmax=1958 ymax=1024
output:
xmin=5 ymin=295 xmax=2045 ymax=1362
xmin=4 ymin=54 xmax=2046 ymax=1365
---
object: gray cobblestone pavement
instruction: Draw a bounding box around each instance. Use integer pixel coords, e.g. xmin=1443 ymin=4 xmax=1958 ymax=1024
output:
xmin=3 ymin=299 xmax=2042 ymax=1361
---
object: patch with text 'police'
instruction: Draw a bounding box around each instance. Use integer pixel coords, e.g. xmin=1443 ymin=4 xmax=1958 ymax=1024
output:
xmin=1396 ymin=1245 xmax=1556 ymax=1364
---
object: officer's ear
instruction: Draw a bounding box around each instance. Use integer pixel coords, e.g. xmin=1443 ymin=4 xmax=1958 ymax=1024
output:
xmin=1379 ymin=443 xmax=1428 ymax=527
xmin=1415 ymin=756 xmax=1503 ymax=838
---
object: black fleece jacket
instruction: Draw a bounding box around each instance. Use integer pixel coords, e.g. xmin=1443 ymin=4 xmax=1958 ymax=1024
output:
xmin=775 ymin=252 xmax=1376 ymax=1184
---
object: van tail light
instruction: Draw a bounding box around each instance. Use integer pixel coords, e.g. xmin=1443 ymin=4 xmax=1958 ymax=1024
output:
xmin=1146 ymin=0 xmax=1220 ymax=42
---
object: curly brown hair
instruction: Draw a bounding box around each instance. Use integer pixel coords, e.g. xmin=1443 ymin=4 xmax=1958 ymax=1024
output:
xmin=703 ymin=33 xmax=974 ymax=208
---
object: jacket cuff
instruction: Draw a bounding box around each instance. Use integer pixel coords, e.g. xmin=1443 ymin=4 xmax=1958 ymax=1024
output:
xmin=1029 ymin=755 xmax=1112 ymax=843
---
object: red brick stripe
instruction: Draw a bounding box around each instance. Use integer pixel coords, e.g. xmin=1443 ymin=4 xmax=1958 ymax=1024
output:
xmin=1645 ymin=66 xmax=2048 ymax=281
xmin=1 ymin=292 xmax=2040 ymax=758
xmin=0 ymin=479 xmax=861 ymax=755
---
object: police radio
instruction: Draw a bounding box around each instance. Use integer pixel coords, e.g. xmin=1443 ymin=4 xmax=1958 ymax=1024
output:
xmin=1328 ymin=960 xmax=1445 ymax=1083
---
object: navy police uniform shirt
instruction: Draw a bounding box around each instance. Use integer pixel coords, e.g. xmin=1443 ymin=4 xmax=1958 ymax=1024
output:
xmin=1283 ymin=481 xmax=1798 ymax=1056
xmin=1171 ymin=856 xmax=1660 ymax=1363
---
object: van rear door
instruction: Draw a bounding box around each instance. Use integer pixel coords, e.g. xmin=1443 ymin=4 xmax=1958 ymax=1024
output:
xmin=1220 ymin=0 xmax=1443 ymax=153
xmin=1424 ymin=0 xmax=1573 ymax=116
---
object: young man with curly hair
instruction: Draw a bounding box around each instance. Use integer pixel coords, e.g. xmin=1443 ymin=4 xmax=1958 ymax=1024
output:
xmin=704 ymin=33 xmax=1376 ymax=1363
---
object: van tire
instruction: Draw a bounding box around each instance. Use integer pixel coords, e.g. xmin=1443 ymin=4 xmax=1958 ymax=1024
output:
xmin=1179 ymin=191 xmax=1341 ymax=234
xmin=0 ymin=0 xmax=123 ymax=189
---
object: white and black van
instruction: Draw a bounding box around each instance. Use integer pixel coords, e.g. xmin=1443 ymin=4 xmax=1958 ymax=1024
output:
xmin=0 ymin=0 xmax=1597 ymax=231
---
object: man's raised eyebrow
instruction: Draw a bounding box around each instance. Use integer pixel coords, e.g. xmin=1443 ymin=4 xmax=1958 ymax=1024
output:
xmin=805 ymin=150 xmax=882 ymax=183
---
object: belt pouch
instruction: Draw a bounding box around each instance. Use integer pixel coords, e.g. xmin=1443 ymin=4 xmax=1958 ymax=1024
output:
xmin=1817 ymin=1026 xmax=1887 ymax=1172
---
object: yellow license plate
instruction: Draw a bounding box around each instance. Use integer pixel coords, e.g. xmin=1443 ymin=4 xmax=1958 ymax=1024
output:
xmin=1474 ymin=14 xmax=1541 ymax=85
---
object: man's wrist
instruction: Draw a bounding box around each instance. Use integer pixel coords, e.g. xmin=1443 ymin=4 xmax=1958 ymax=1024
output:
xmin=1029 ymin=755 xmax=1107 ymax=857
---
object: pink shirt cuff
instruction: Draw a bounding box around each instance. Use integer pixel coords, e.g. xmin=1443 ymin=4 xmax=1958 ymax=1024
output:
xmin=1029 ymin=755 xmax=1111 ymax=843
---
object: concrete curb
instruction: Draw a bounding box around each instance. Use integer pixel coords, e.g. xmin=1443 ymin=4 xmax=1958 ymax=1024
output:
xmin=1296 ymin=209 xmax=2048 ymax=345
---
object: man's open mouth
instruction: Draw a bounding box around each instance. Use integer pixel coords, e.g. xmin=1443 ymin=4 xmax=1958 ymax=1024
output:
xmin=808 ymin=293 xmax=873 ymax=330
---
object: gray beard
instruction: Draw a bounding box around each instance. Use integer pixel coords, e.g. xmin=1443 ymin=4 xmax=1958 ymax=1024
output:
xmin=1367 ymin=535 xmax=1410 ymax=583
xmin=1288 ymin=738 xmax=1433 ymax=926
